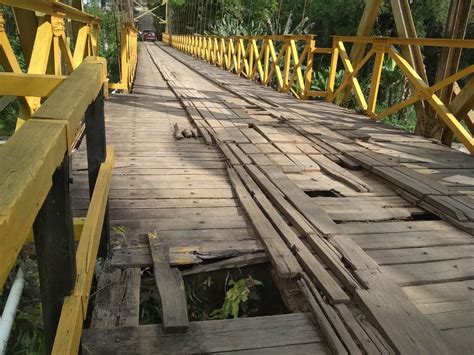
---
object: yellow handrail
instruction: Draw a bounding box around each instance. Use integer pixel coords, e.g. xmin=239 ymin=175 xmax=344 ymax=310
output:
xmin=0 ymin=58 xmax=107 ymax=289
xmin=165 ymin=33 xmax=473 ymax=153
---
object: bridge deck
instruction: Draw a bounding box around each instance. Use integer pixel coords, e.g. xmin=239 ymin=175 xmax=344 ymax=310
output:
xmin=76 ymin=43 xmax=474 ymax=353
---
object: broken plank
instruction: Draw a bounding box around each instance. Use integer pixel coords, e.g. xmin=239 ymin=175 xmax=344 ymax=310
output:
xmin=227 ymin=167 xmax=301 ymax=278
xmin=148 ymin=234 xmax=189 ymax=334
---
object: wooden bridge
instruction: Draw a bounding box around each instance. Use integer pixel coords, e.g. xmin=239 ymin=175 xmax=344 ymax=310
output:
xmin=0 ymin=1 xmax=473 ymax=354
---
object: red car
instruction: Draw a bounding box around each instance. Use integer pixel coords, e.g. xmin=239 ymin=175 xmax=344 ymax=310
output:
xmin=142 ymin=30 xmax=157 ymax=42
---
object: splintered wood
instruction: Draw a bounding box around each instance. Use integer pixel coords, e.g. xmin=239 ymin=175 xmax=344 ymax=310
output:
xmin=80 ymin=42 xmax=474 ymax=354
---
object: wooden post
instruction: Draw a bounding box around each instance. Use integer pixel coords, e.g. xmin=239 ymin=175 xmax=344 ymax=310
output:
xmin=85 ymin=87 xmax=110 ymax=259
xmin=33 ymin=155 xmax=76 ymax=354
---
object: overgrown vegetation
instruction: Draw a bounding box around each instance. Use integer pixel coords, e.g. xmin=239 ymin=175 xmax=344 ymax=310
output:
xmin=210 ymin=276 xmax=263 ymax=319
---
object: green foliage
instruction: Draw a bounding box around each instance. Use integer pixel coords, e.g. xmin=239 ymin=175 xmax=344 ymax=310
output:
xmin=210 ymin=276 xmax=263 ymax=319
xmin=0 ymin=100 xmax=18 ymax=137
xmin=1 ymin=259 xmax=45 ymax=354
xmin=84 ymin=4 xmax=122 ymax=83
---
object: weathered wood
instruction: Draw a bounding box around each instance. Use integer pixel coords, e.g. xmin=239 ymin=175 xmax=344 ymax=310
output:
xmin=91 ymin=266 xmax=141 ymax=328
xmin=82 ymin=313 xmax=329 ymax=354
xmin=234 ymin=165 xmax=350 ymax=303
xmin=181 ymin=252 xmax=268 ymax=276
xmin=297 ymin=278 xmax=348 ymax=355
xmin=301 ymin=274 xmax=362 ymax=354
xmin=148 ymin=234 xmax=189 ymax=334
xmin=259 ymin=165 xmax=339 ymax=236
xmin=354 ymin=270 xmax=451 ymax=354
xmin=381 ymin=258 xmax=474 ymax=286
xmin=227 ymin=167 xmax=302 ymax=278
xmin=85 ymin=89 xmax=110 ymax=258
xmin=33 ymin=156 xmax=76 ymax=353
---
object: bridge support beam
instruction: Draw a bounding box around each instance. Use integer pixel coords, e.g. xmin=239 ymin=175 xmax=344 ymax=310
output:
xmin=33 ymin=155 xmax=76 ymax=354
xmin=85 ymin=88 xmax=110 ymax=258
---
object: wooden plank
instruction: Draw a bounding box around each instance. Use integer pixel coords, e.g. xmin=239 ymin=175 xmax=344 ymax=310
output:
xmin=74 ymin=188 xmax=235 ymax=200
xmin=301 ymin=274 xmax=361 ymax=353
xmin=244 ymin=165 xmax=360 ymax=291
xmin=369 ymin=245 xmax=474 ymax=265
xmin=227 ymin=167 xmax=302 ymax=278
xmin=297 ymin=278 xmax=349 ymax=355
xmin=350 ymin=230 xmax=474 ymax=250
xmin=91 ymin=267 xmax=141 ymax=328
xmin=234 ymin=165 xmax=349 ymax=303
xmin=148 ymin=234 xmax=189 ymax=333
xmin=339 ymin=220 xmax=461 ymax=235
xmin=82 ymin=313 xmax=328 ymax=354
xmin=181 ymin=252 xmax=268 ymax=276
xmin=259 ymin=165 xmax=339 ymax=236
xmin=381 ymin=258 xmax=474 ymax=286
xmin=354 ymin=270 xmax=451 ymax=354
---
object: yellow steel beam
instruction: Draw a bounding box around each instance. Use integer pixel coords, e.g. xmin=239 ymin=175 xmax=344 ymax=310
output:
xmin=1 ymin=0 xmax=98 ymax=24
xmin=333 ymin=36 xmax=474 ymax=48
xmin=0 ymin=72 xmax=66 ymax=97
xmin=449 ymin=77 xmax=474 ymax=120
xmin=389 ymin=47 xmax=473 ymax=153
xmin=34 ymin=57 xmax=106 ymax=151
xmin=134 ymin=4 xmax=162 ymax=21
xmin=12 ymin=8 xmax=38 ymax=66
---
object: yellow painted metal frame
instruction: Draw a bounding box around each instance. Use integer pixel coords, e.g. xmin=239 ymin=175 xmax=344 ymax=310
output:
xmin=0 ymin=58 xmax=107 ymax=289
xmin=326 ymin=36 xmax=474 ymax=153
xmin=170 ymin=34 xmax=320 ymax=99
xmin=109 ymin=25 xmax=138 ymax=93
xmin=167 ymin=33 xmax=473 ymax=153
xmin=0 ymin=5 xmax=100 ymax=128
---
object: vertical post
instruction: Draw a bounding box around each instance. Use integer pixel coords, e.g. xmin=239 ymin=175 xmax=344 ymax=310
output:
xmin=327 ymin=39 xmax=340 ymax=101
xmin=303 ymin=39 xmax=315 ymax=99
xmin=263 ymin=38 xmax=270 ymax=84
xmin=283 ymin=39 xmax=292 ymax=91
xmin=33 ymin=156 xmax=76 ymax=354
xmin=85 ymin=87 xmax=110 ymax=259
xmin=367 ymin=45 xmax=386 ymax=117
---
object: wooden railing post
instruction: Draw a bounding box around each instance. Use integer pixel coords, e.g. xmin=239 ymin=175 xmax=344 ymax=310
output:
xmin=33 ymin=155 xmax=76 ymax=353
xmin=85 ymin=86 xmax=110 ymax=258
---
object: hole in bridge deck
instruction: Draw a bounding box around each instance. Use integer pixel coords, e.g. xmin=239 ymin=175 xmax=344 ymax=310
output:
xmin=304 ymin=189 xmax=341 ymax=198
xmin=409 ymin=211 xmax=441 ymax=221
xmin=139 ymin=264 xmax=289 ymax=325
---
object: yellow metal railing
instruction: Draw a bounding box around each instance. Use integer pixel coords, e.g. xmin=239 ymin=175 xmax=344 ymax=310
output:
xmin=0 ymin=1 xmax=100 ymax=127
xmin=327 ymin=36 xmax=474 ymax=153
xmin=109 ymin=24 xmax=138 ymax=93
xmin=170 ymin=34 xmax=319 ymax=99
xmin=166 ymin=34 xmax=474 ymax=153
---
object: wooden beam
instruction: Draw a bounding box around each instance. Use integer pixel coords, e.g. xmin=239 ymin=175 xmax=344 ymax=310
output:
xmin=52 ymin=146 xmax=115 ymax=355
xmin=33 ymin=155 xmax=76 ymax=353
xmin=85 ymin=89 xmax=110 ymax=258
xmin=0 ymin=72 xmax=66 ymax=97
